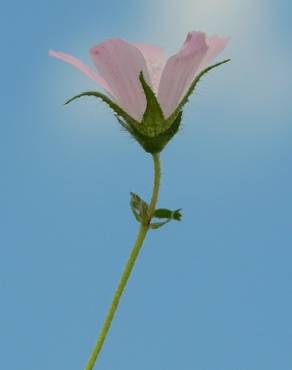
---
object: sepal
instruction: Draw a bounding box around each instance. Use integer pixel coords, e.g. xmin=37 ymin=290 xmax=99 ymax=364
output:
xmin=138 ymin=72 xmax=165 ymax=137
xmin=64 ymin=91 xmax=139 ymax=129
xmin=165 ymin=59 xmax=231 ymax=128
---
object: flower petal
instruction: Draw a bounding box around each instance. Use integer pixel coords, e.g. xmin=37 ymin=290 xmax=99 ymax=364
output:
xmin=157 ymin=31 xmax=208 ymax=118
xmin=133 ymin=44 xmax=167 ymax=94
xmin=90 ymin=39 xmax=150 ymax=121
xmin=48 ymin=50 xmax=116 ymax=100
xmin=198 ymin=36 xmax=230 ymax=72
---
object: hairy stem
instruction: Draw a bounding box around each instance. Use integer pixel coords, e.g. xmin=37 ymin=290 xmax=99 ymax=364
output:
xmin=84 ymin=153 xmax=161 ymax=370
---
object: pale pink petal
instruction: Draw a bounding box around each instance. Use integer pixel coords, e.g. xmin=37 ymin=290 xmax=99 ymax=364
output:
xmin=90 ymin=39 xmax=151 ymax=121
xmin=133 ymin=44 xmax=167 ymax=94
xmin=198 ymin=36 xmax=230 ymax=72
xmin=48 ymin=50 xmax=117 ymax=100
xmin=157 ymin=32 xmax=208 ymax=118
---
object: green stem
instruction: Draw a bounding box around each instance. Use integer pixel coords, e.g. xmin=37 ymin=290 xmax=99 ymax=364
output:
xmin=84 ymin=153 xmax=161 ymax=370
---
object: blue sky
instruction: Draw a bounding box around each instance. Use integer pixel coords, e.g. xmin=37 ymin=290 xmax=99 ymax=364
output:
xmin=1 ymin=1 xmax=291 ymax=370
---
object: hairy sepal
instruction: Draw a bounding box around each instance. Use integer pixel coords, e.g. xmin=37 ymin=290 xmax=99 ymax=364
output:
xmin=64 ymin=91 xmax=140 ymax=129
xmin=138 ymin=72 xmax=165 ymax=137
xmin=165 ymin=59 xmax=231 ymax=128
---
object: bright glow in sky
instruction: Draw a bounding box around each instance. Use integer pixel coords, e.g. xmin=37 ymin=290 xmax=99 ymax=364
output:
xmin=151 ymin=0 xmax=263 ymax=43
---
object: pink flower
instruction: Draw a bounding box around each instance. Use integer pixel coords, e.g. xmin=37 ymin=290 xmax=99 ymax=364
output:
xmin=49 ymin=31 xmax=229 ymax=121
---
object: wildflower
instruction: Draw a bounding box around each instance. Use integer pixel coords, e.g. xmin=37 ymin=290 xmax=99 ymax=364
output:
xmin=50 ymin=31 xmax=229 ymax=153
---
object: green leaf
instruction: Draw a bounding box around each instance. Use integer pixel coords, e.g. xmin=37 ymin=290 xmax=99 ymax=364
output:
xmin=166 ymin=59 xmax=231 ymax=128
xmin=150 ymin=219 xmax=171 ymax=230
xmin=64 ymin=91 xmax=140 ymax=128
xmin=150 ymin=207 xmax=182 ymax=229
xmin=153 ymin=208 xmax=182 ymax=221
xmin=139 ymin=72 xmax=165 ymax=137
xmin=130 ymin=192 xmax=149 ymax=223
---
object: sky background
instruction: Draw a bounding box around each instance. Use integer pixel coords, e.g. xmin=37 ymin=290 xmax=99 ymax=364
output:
xmin=1 ymin=1 xmax=292 ymax=369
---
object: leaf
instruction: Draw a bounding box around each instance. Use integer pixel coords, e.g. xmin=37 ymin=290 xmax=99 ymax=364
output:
xmin=64 ymin=91 xmax=139 ymax=128
xmin=153 ymin=208 xmax=182 ymax=221
xmin=150 ymin=208 xmax=182 ymax=230
xmin=149 ymin=219 xmax=171 ymax=230
xmin=166 ymin=59 xmax=231 ymax=128
xmin=139 ymin=72 xmax=165 ymax=137
xmin=130 ymin=192 xmax=149 ymax=223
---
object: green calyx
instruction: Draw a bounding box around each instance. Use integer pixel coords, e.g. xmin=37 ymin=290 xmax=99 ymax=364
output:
xmin=118 ymin=110 xmax=182 ymax=154
xmin=121 ymin=72 xmax=182 ymax=153
xmin=64 ymin=59 xmax=230 ymax=154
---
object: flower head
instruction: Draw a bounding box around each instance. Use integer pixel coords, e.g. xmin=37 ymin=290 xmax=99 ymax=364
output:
xmin=49 ymin=31 xmax=229 ymax=153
